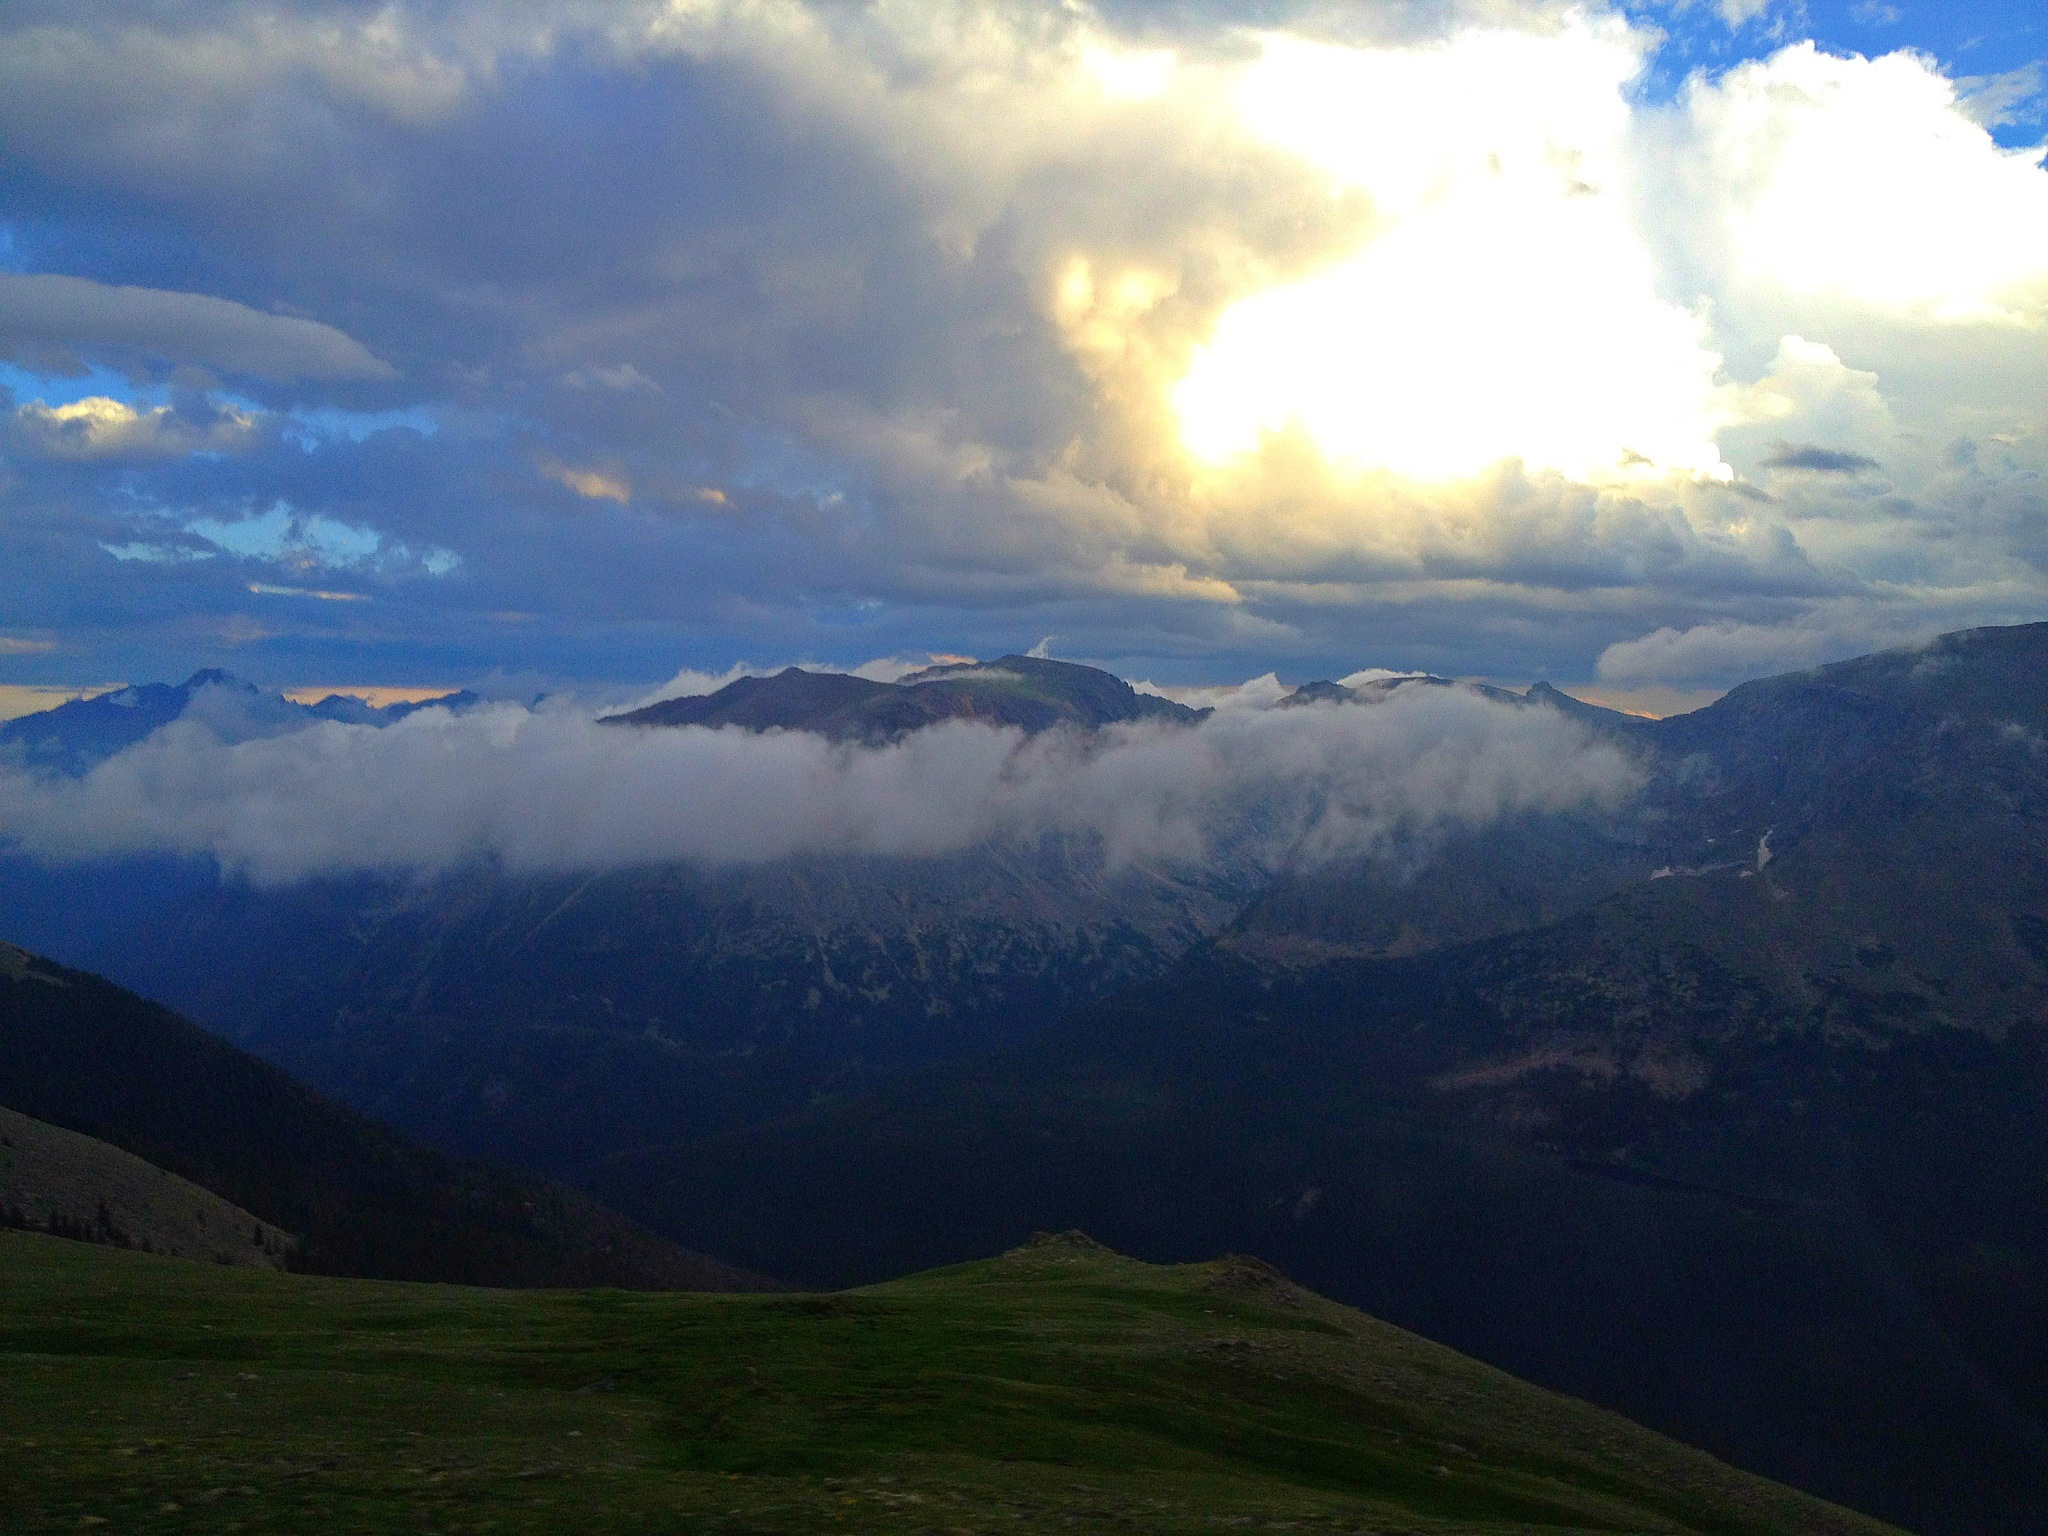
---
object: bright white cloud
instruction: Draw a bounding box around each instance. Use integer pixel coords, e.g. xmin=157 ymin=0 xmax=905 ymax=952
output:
xmin=1081 ymin=42 xmax=1176 ymax=102
xmin=1173 ymin=17 xmax=1730 ymax=486
xmin=1591 ymin=602 xmax=2030 ymax=687
xmin=1686 ymin=43 xmax=2048 ymax=324
xmin=0 ymin=0 xmax=2044 ymax=682
xmin=1597 ymin=618 xmax=1847 ymax=684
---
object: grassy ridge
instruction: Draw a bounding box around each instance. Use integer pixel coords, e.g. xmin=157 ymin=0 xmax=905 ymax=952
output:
xmin=1 ymin=943 xmax=765 ymax=1291
xmin=0 ymin=1106 xmax=292 ymax=1267
xmin=1 ymin=1229 xmax=1896 ymax=1535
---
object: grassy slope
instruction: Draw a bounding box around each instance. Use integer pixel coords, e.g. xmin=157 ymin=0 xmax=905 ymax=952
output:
xmin=0 ymin=942 xmax=767 ymax=1291
xmin=0 ymin=1229 xmax=1896 ymax=1536
xmin=0 ymin=1106 xmax=292 ymax=1268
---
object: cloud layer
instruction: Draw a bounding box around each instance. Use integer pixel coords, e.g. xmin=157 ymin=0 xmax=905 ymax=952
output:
xmin=0 ymin=0 xmax=2041 ymax=691
xmin=0 ymin=686 xmax=1639 ymax=885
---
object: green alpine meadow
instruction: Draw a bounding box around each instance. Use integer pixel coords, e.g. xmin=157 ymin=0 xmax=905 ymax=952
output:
xmin=1 ymin=1227 xmax=1892 ymax=1536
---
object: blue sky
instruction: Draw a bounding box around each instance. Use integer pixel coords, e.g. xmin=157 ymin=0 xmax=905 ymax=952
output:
xmin=1636 ymin=0 xmax=2044 ymax=126
xmin=1 ymin=0 xmax=2044 ymax=712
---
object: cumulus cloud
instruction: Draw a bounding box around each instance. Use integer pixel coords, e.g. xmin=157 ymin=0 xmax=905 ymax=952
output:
xmin=0 ymin=685 xmax=1639 ymax=885
xmin=0 ymin=0 xmax=2044 ymax=690
xmin=1681 ymin=44 xmax=2048 ymax=324
xmin=11 ymin=394 xmax=257 ymax=459
xmin=0 ymin=274 xmax=394 ymax=381
xmin=1174 ymin=16 xmax=1730 ymax=485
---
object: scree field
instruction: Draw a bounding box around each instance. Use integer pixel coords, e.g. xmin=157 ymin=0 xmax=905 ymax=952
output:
xmin=0 ymin=1228 xmax=1895 ymax=1535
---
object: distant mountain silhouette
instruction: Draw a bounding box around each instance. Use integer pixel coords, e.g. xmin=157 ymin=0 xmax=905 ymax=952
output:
xmin=0 ymin=670 xmax=477 ymax=776
xmin=602 ymin=654 xmax=1202 ymax=740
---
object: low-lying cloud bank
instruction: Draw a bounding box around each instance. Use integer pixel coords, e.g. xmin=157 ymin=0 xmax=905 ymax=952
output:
xmin=0 ymin=688 xmax=1639 ymax=885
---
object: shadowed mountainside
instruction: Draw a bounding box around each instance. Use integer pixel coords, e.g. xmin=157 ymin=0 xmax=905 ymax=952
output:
xmin=585 ymin=624 xmax=2048 ymax=1536
xmin=0 ymin=845 xmax=1240 ymax=1178
xmin=0 ymin=943 xmax=768 ymax=1291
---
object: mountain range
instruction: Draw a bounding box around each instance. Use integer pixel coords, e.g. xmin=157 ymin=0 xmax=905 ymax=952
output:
xmin=0 ymin=669 xmax=479 ymax=777
xmin=0 ymin=655 xmax=1245 ymax=1175
xmin=585 ymin=623 xmax=2048 ymax=1535
xmin=4 ymin=625 xmax=2048 ymax=1532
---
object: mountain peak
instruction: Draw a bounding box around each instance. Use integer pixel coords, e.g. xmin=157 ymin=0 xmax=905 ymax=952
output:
xmin=605 ymin=654 xmax=1201 ymax=740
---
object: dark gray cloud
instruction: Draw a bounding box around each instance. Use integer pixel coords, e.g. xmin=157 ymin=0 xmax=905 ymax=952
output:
xmin=1761 ymin=441 xmax=1880 ymax=474
xmin=0 ymin=275 xmax=394 ymax=382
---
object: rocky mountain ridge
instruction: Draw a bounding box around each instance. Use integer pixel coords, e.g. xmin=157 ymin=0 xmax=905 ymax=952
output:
xmin=0 ymin=669 xmax=478 ymax=776
xmin=601 ymin=652 xmax=1204 ymax=740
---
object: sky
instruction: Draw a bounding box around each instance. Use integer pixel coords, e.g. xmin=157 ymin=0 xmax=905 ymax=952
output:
xmin=0 ymin=0 xmax=2043 ymax=713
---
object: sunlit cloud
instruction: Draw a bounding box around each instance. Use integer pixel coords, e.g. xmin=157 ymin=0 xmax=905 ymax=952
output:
xmin=1690 ymin=43 xmax=2048 ymax=323
xmin=14 ymin=394 xmax=256 ymax=459
xmin=246 ymin=582 xmax=370 ymax=601
xmin=541 ymin=457 xmax=632 ymax=503
xmin=0 ymin=0 xmax=2043 ymax=690
xmin=1172 ymin=18 xmax=1729 ymax=487
xmin=1081 ymin=43 xmax=1177 ymax=102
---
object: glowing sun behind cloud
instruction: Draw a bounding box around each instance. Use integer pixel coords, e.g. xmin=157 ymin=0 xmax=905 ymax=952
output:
xmin=1173 ymin=18 xmax=1730 ymax=487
